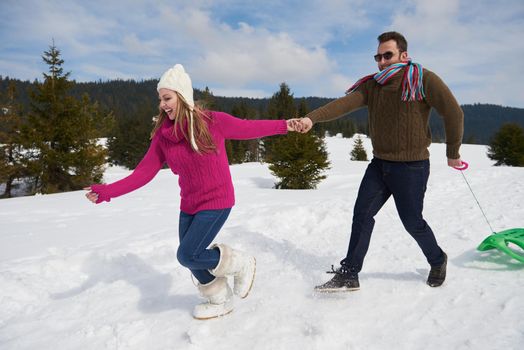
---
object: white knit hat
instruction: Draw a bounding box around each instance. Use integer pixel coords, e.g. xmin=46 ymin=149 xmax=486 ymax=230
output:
xmin=157 ymin=64 xmax=198 ymax=151
xmin=157 ymin=64 xmax=194 ymax=108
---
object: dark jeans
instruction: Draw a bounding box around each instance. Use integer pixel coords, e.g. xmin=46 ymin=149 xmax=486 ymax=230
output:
xmin=177 ymin=208 xmax=231 ymax=284
xmin=341 ymin=158 xmax=445 ymax=273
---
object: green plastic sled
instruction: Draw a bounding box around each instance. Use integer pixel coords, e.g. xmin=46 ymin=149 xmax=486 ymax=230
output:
xmin=477 ymin=228 xmax=524 ymax=263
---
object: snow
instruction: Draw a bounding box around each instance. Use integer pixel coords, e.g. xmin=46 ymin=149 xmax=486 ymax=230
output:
xmin=1 ymin=135 xmax=523 ymax=350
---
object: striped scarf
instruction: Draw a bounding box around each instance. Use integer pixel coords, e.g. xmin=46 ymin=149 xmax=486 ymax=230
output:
xmin=345 ymin=61 xmax=425 ymax=101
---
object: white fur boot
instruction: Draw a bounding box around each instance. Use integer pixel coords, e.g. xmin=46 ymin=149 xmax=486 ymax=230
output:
xmin=193 ymin=277 xmax=234 ymax=320
xmin=210 ymin=244 xmax=256 ymax=298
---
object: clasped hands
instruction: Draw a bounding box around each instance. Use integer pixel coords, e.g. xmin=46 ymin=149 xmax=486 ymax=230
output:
xmin=286 ymin=117 xmax=313 ymax=133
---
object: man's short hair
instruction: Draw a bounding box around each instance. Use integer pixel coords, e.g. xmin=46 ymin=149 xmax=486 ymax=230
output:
xmin=377 ymin=31 xmax=408 ymax=52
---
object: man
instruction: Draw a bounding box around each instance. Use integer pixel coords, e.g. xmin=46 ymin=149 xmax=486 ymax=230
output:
xmin=295 ymin=31 xmax=464 ymax=291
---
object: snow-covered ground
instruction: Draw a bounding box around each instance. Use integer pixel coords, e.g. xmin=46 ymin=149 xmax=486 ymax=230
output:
xmin=1 ymin=135 xmax=523 ymax=350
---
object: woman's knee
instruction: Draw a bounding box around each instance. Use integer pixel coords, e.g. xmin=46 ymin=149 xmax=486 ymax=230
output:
xmin=176 ymin=246 xmax=195 ymax=267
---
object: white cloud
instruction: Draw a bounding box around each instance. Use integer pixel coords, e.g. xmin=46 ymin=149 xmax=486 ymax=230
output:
xmin=16 ymin=1 xmax=117 ymax=54
xmin=122 ymin=34 xmax=163 ymax=56
xmin=234 ymin=0 xmax=373 ymax=46
xmin=0 ymin=0 xmax=523 ymax=106
xmin=210 ymin=87 xmax=268 ymax=98
xmin=389 ymin=0 xmax=524 ymax=106
xmin=0 ymin=58 xmax=42 ymax=81
xmin=79 ymin=64 xmax=136 ymax=81
xmin=159 ymin=6 xmax=342 ymax=92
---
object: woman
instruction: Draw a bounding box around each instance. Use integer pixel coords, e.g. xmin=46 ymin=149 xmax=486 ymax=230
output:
xmin=85 ymin=64 xmax=295 ymax=319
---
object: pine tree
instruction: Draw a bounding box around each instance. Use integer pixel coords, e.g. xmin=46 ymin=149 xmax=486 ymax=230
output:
xmin=350 ymin=135 xmax=368 ymax=161
xmin=487 ymin=123 xmax=524 ymax=166
xmin=227 ymin=101 xmax=259 ymax=163
xmin=297 ymin=98 xmax=308 ymax=119
xmin=267 ymin=132 xmax=330 ymax=189
xmin=265 ymin=84 xmax=330 ymax=189
xmin=263 ymin=83 xmax=296 ymax=160
xmin=197 ymin=86 xmax=217 ymax=110
xmin=22 ymin=43 xmax=113 ymax=194
xmin=267 ymin=83 xmax=296 ymax=120
xmin=107 ymin=104 xmax=153 ymax=169
xmin=0 ymin=82 xmax=26 ymax=197
xmin=196 ymin=86 xmax=250 ymax=164
xmin=226 ymin=138 xmax=248 ymax=164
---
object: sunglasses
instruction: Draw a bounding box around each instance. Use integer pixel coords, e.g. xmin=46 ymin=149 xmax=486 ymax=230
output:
xmin=374 ymin=51 xmax=396 ymax=62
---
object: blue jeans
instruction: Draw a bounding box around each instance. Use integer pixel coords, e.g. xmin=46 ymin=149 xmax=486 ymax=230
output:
xmin=177 ymin=208 xmax=231 ymax=284
xmin=341 ymin=158 xmax=445 ymax=273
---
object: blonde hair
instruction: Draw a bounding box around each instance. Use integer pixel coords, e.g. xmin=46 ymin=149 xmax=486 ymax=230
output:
xmin=151 ymin=91 xmax=216 ymax=153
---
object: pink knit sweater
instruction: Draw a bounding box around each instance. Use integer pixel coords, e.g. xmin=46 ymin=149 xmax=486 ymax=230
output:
xmin=90 ymin=111 xmax=288 ymax=214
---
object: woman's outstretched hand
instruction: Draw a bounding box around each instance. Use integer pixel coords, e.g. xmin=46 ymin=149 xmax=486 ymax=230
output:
xmin=286 ymin=119 xmax=300 ymax=131
xmin=84 ymin=187 xmax=99 ymax=203
xmin=286 ymin=118 xmax=313 ymax=132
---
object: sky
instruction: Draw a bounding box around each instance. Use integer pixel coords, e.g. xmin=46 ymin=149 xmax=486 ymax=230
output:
xmin=1 ymin=0 xmax=523 ymax=107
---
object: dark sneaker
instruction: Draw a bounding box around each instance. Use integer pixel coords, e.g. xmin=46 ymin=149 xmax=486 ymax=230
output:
xmin=315 ymin=265 xmax=360 ymax=292
xmin=427 ymin=252 xmax=447 ymax=287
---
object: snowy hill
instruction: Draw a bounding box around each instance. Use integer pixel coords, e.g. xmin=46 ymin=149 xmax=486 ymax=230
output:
xmin=1 ymin=136 xmax=523 ymax=350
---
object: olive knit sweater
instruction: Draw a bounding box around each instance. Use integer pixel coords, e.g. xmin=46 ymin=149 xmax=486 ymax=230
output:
xmin=305 ymin=68 xmax=464 ymax=161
